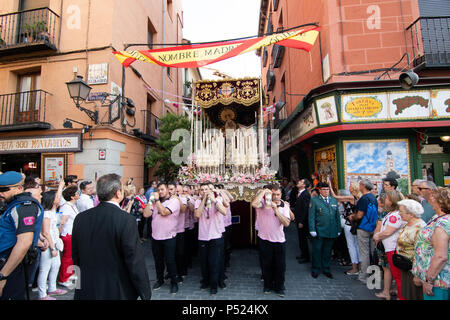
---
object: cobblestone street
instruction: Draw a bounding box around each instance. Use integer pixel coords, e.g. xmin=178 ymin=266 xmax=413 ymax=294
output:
xmin=31 ymin=224 xmax=378 ymax=300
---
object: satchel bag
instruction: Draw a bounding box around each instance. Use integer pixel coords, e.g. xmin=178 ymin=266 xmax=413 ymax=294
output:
xmin=376 ymin=241 xmax=385 ymax=253
xmin=392 ymin=253 xmax=412 ymax=271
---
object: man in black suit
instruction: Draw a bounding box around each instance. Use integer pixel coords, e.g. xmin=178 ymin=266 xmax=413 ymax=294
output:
xmin=71 ymin=174 xmax=151 ymax=300
xmin=293 ymin=178 xmax=311 ymax=264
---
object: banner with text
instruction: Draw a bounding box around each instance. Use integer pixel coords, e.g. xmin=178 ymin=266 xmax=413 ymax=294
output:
xmin=113 ymin=26 xmax=320 ymax=68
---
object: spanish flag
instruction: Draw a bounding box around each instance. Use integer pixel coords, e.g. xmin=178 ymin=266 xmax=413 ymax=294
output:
xmin=113 ymin=26 xmax=320 ymax=68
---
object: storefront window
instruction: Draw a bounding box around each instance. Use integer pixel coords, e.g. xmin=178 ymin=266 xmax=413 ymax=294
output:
xmin=422 ymin=162 xmax=435 ymax=182
xmin=443 ymin=162 xmax=450 ymax=187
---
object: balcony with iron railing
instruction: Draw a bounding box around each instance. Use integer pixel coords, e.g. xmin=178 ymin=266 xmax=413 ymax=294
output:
xmin=0 ymin=7 xmax=59 ymax=57
xmin=406 ymin=16 xmax=450 ymax=68
xmin=0 ymin=90 xmax=51 ymax=132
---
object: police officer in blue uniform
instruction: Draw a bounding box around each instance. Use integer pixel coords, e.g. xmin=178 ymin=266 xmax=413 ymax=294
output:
xmin=308 ymin=182 xmax=341 ymax=279
xmin=0 ymin=171 xmax=43 ymax=300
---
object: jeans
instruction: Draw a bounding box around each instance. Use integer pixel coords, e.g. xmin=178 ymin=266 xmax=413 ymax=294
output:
xmin=152 ymin=237 xmax=177 ymax=284
xmin=259 ymin=238 xmax=286 ymax=292
xmin=37 ymin=249 xmax=61 ymax=298
xmin=357 ymin=229 xmax=374 ymax=281
xmin=344 ymin=224 xmax=360 ymax=264
xmin=297 ymin=226 xmax=310 ymax=260
xmin=199 ymin=237 xmax=224 ymax=290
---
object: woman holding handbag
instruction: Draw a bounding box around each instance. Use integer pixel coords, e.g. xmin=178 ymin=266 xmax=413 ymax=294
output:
xmin=396 ymin=199 xmax=426 ymax=300
xmin=373 ymin=190 xmax=405 ymax=300
xmin=412 ymin=187 xmax=449 ymax=300
xmin=37 ymin=180 xmax=67 ymax=300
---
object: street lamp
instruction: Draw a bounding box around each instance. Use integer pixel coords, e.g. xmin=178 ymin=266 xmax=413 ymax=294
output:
xmin=399 ymin=70 xmax=419 ymax=90
xmin=66 ymin=75 xmax=98 ymax=123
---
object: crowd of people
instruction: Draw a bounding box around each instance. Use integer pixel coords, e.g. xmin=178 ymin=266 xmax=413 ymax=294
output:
xmin=282 ymin=175 xmax=449 ymax=301
xmin=0 ymin=169 xmax=448 ymax=300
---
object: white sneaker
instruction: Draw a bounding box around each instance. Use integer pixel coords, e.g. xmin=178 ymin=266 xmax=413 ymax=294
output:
xmin=69 ymin=275 xmax=78 ymax=281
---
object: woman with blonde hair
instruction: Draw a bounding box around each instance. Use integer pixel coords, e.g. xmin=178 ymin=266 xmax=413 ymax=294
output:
xmin=121 ymin=183 xmax=143 ymax=228
xmin=374 ymin=190 xmax=405 ymax=300
xmin=329 ymin=179 xmax=362 ymax=275
xmin=412 ymin=187 xmax=449 ymax=300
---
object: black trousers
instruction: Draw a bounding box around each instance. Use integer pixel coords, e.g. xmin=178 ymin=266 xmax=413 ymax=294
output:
xmin=297 ymin=226 xmax=310 ymax=260
xmin=184 ymin=228 xmax=195 ymax=269
xmin=175 ymin=232 xmax=187 ymax=276
xmin=0 ymin=263 xmax=26 ymax=300
xmin=199 ymin=236 xmax=224 ymax=290
xmin=224 ymin=225 xmax=232 ymax=272
xmin=138 ymin=216 xmax=152 ymax=239
xmin=259 ymin=238 xmax=286 ymax=292
xmin=151 ymin=237 xmax=177 ymax=284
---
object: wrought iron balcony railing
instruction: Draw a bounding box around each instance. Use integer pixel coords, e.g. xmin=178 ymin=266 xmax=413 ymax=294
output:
xmin=406 ymin=16 xmax=450 ymax=68
xmin=0 ymin=90 xmax=51 ymax=131
xmin=0 ymin=7 xmax=59 ymax=56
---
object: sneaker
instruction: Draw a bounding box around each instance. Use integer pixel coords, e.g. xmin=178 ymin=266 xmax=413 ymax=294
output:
xmin=48 ymin=289 xmax=68 ymax=296
xmin=345 ymin=270 xmax=360 ymax=275
xmin=218 ymin=281 xmax=227 ymax=289
xmin=263 ymin=287 xmax=271 ymax=294
xmin=58 ymin=281 xmax=73 ymax=288
xmin=176 ymin=276 xmax=183 ymax=284
xmin=200 ymin=283 xmax=209 ymax=290
xmin=170 ymin=283 xmax=178 ymax=294
xmin=69 ymin=274 xmax=78 ymax=281
xmin=39 ymin=296 xmax=56 ymax=300
xmin=153 ymin=280 xmax=164 ymax=291
xmin=276 ymin=290 xmax=285 ymax=298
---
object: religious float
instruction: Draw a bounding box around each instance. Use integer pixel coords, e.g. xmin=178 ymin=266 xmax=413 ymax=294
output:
xmin=178 ymin=77 xmax=277 ymax=246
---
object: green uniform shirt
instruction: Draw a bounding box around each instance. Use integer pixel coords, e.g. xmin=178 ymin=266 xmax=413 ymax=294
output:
xmin=308 ymin=195 xmax=341 ymax=238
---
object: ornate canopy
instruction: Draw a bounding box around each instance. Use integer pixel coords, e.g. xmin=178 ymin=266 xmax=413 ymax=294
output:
xmin=194 ymin=78 xmax=260 ymax=108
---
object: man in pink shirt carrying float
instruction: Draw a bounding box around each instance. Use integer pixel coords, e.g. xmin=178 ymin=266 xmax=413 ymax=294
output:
xmin=143 ymin=182 xmax=180 ymax=295
xmin=251 ymin=184 xmax=292 ymax=298
xmin=194 ymin=183 xmax=229 ymax=295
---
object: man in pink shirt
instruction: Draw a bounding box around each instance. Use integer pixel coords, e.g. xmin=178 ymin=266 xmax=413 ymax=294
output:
xmin=194 ymin=183 xmax=228 ymax=295
xmin=251 ymin=184 xmax=292 ymax=297
xmin=171 ymin=183 xmax=187 ymax=283
xmin=143 ymin=183 xmax=180 ymax=294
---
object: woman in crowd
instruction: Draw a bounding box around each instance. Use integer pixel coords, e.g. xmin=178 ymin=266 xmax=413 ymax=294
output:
xmin=396 ymin=199 xmax=426 ymax=300
xmin=135 ymin=187 xmax=149 ymax=240
xmin=121 ymin=184 xmax=143 ymax=228
xmin=329 ymin=180 xmax=361 ymax=275
xmin=412 ymin=187 xmax=449 ymax=300
xmin=58 ymin=185 xmax=80 ymax=287
xmin=373 ymin=193 xmax=395 ymax=299
xmin=373 ymin=190 xmax=405 ymax=300
xmin=37 ymin=181 xmax=67 ymax=300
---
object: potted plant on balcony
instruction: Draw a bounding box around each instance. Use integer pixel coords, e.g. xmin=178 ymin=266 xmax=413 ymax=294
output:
xmin=23 ymin=20 xmax=49 ymax=42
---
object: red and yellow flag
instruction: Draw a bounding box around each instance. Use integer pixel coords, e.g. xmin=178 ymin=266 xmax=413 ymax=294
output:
xmin=113 ymin=26 xmax=320 ymax=68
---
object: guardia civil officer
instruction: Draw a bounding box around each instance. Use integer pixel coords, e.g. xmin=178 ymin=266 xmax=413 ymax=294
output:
xmin=0 ymin=171 xmax=43 ymax=300
xmin=309 ymin=182 xmax=341 ymax=279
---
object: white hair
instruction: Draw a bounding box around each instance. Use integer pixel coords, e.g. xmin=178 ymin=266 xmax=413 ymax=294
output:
xmin=398 ymin=199 xmax=424 ymax=218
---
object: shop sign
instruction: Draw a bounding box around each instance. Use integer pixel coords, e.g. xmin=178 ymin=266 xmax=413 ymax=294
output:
xmin=280 ymin=130 xmax=291 ymax=150
xmin=290 ymin=106 xmax=317 ymax=141
xmin=345 ymin=97 xmax=383 ymax=118
xmin=316 ymin=95 xmax=338 ymax=125
xmin=44 ymin=156 xmax=65 ymax=184
xmin=0 ymin=134 xmax=82 ymax=154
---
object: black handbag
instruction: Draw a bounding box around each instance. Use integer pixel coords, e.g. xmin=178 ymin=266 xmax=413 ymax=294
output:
xmin=392 ymin=253 xmax=412 ymax=271
xmin=376 ymin=241 xmax=385 ymax=253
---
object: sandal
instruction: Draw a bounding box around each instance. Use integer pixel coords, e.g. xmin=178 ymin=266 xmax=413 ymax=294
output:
xmin=375 ymin=292 xmax=391 ymax=300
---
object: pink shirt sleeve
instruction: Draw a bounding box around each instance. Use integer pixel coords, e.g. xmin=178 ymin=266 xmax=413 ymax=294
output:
xmin=165 ymin=198 xmax=180 ymax=214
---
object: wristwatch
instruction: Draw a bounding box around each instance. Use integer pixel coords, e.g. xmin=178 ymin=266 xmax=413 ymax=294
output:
xmin=0 ymin=273 xmax=8 ymax=281
xmin=51 ymin=247 xmax=57 ymax=252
